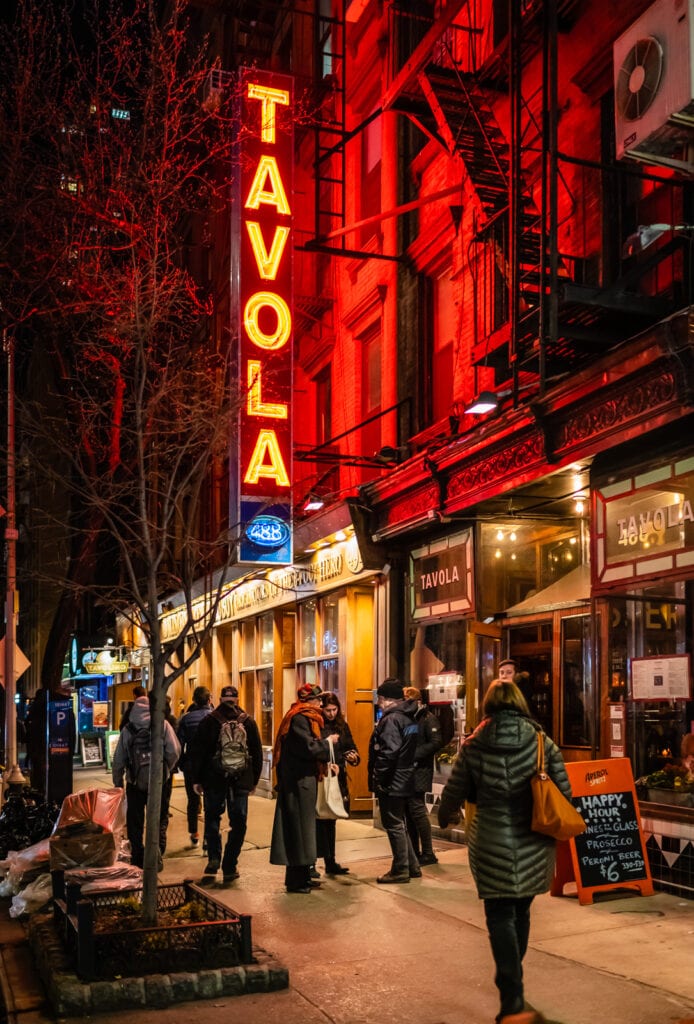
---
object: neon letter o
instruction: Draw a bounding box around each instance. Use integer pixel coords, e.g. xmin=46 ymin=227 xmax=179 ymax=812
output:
xmin=244 ymin=291 xmax=291 ymax=350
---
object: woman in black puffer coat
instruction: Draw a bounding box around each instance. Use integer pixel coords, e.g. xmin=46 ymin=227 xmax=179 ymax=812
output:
xmin=438 ymin=680 xmax=571 ymax=1024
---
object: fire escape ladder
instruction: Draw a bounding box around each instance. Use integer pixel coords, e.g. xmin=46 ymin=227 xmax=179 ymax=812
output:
xmin=313 ymin=2 xmax=346 ymax=249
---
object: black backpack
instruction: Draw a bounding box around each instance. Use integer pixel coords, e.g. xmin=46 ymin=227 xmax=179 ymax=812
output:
xmin=126 ymin=722 xmax=171 ymax=792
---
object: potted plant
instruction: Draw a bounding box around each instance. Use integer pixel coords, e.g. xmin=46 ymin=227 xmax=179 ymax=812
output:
xmin=435 ymin=740 xmax=459 ymax=779
xmin=640 ymin=764 xmax=694 ymax=807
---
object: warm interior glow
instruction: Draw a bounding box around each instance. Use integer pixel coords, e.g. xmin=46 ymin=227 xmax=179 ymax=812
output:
xmin=244 ymin=155 xmax=291 ymax=214
xmin=243 ymin=429 xmax=291 ymax=487
xmin=247 ymin=359 xmax=287 ymax=418
xmin=244 ymin=291 xmax=291 ymax=349
xmin=245 ymin=222 xmax=290 ymax=280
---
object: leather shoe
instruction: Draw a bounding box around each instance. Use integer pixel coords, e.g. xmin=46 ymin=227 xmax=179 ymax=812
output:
xmin=377 ymin=872 xmax=410 ymax=884
xmin=308 ymin=879 xmax=322 ymax=889
xmin=419 ymin=852 xmax=438 ymax=865
xmin=325 ymin=863 xmax=349 ymax=875
xmin=409 ymin=868 xmax=422 ymax=878
xmin=309 ymin=865 xmax=321 ymax=879
xmin=286 ymin=886 xmax=311 ymax=894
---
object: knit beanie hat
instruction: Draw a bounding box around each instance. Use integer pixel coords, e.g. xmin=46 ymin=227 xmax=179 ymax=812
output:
xmin=377 ymin=679 xmax=404 ymax=700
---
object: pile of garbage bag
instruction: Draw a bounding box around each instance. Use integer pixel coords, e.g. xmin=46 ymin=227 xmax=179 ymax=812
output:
xmin=0 ymin=787 xmax=131 ymax=917
xmin=0 ymin=788 xmax=60 ymax=860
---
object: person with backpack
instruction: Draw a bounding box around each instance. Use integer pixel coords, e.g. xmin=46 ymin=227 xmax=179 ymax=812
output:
xmin=111 ymin=692 xmax=181 ymax=870
xmin=176 ymin=686 xmax=213 ymax=847
xmin=189 ymin=685 xmax=263 ymax=885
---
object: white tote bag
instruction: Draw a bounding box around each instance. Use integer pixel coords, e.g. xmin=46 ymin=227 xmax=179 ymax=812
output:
xmin=315 ymin=739 xmax=348 ymax=819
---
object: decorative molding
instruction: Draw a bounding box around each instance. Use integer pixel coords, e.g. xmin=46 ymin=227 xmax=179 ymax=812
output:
xmin=552 ymin=371 xmax=678 ymax=455
xmin=381 ymin=481 xmax=439 ymax=528
xmin=447 ymin=434 xmax=545 ymax=502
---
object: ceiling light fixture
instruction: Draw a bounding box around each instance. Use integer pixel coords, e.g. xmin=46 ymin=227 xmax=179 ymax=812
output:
xmin=464 ymin=390 xmax=498 ymax=415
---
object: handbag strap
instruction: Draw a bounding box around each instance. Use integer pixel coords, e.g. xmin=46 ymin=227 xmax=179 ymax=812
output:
xmin=328 ymin=736 xmax=336 ymax=765
xmin=536 ymin=731 xmax=546 ymax=775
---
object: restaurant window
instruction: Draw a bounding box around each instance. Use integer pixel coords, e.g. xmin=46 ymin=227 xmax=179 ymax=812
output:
xmin=478 ymin=520 xmax=583 ymax=621
xmin=561 ymin=615 xmax=592 ymax=747
xmin=297 ymin=594 xmax=342 ymax=702
xmin=239 ymin=613 xmax=275 ymax=746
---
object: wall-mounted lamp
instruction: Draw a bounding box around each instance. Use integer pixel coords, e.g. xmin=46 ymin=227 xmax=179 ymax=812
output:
xmin=464 ymin=390 xmax=498 ymax=415
xmin=622 ymin=223 xmax=694 ymax=258
xmin=303 ymin=493 xmax=325 ymax=512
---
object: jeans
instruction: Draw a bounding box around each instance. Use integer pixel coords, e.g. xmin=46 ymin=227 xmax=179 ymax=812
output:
xmin=483 ymin=896 xmax=534 ymax=1018
xmin=406 ymin=792 xmax=434 ymax=857
xmin=183 ymin=769 xmax=201 ymax=835
xmin=378 ymin=793 xmax=420 ymax=875
xmin=203 ymin=783 xmax=248 ymax=874
xmin=125 ymin=779 xmax=171 ymax=869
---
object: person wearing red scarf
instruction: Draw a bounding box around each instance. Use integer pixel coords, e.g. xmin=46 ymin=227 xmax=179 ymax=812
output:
xmin=270 ymin=684 xmax=340 ymax=893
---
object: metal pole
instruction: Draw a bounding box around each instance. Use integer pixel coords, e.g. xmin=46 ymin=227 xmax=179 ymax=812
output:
xmin=3 ymin=328 xmax=23 ymax=791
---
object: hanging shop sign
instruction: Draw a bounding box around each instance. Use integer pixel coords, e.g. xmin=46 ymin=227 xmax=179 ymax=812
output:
xmin=593 ymin=455 xmax=694 ymax=589
xmin=235 ymin=68 xmax=294 ymax=566
xmin=410 ymin=529 xmax=474 ymax=621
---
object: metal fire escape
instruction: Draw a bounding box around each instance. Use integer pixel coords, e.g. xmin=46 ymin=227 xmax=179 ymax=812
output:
xmin=383 ymin=0 xmax=689 ymax=392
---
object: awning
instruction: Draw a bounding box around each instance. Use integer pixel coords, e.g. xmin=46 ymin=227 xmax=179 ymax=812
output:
xmin=505 ymin=563 xmax=590 ymax=617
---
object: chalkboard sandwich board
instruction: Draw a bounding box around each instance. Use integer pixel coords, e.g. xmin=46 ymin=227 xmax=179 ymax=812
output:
xmin=551 ymin=758 xmax=653 ymax=905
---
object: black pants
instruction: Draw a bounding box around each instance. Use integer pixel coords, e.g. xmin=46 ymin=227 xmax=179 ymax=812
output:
xmin=405 ymin=792 xmax=434 ymax=858
xmin=203 ymin=783 xmax=248 ymax=874
xmin=285 ymin=864 xmax=312 ymax=889
xmin=483 ymin=896 xmax=534 ymax=1019
xmin=378 ymin=794 xmax=420 ymax=875
xmin=183 ymin=768 xmax=201 ymax=835
xmin=126 ymin=778 xmax=172 ymax=868
xmin=316 ymin=817 xmax=336 ymax=866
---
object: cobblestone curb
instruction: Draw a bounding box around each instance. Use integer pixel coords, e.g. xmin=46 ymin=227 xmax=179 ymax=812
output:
xmin=27 ymin=913 xmax=288 ymax=1015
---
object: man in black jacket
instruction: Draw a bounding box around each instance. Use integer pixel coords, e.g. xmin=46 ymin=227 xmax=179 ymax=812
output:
xmin=368 ymin=678 xmax=420 ymax=884
xmin=403 ymin=686 xmax=444 ymax=865
xmin=190 ymin=685 xmax=263 ymax=885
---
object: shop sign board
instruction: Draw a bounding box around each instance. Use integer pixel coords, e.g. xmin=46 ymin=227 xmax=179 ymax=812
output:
xmin=551 ymin=758 xmax=654 ymax=905
xmin=631 ymin=654 xmax=691 ymax=700
xmin=410 ymin=529 xmax=474 ymax=621
xmin=593 ymin=456 xmax=694 ymax=588
xmin=235 ymin=67 xmax=294 ymax=566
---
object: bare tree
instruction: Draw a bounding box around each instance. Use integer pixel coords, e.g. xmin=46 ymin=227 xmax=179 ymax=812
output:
xmin=0 ymin=0 xmax=248 ymax=921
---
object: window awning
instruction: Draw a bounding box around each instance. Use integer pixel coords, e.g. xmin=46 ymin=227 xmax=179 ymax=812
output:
xmin=505 ymin=563 xmax=591 ymax=617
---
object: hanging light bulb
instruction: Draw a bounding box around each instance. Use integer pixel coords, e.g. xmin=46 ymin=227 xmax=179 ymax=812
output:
xmin=575 ymin=498 xmax=585 ymax=515
xmin=494 ymin=549 xmax=502 ymax=559
xmin=496 ymin=529 xmax=504 ymax=541
xmin=510 ymin=552 xmax=517 ymax=561
xmin=509 ymin=531 xmax=517 ymax=542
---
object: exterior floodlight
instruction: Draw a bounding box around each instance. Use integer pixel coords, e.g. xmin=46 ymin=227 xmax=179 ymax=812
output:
xmin=622 ymin=223 xmax=694 ymax=258
xmin=464 ymin=390 xmax=498 ymax=415
xmin=303 ymin=493 xmax=325 ymax=512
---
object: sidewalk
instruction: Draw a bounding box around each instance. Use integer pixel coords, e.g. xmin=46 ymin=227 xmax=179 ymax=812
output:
xmin=2 ymin=765 xmax=694 ymax=1024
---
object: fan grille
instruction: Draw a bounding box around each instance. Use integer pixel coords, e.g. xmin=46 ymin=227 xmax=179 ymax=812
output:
xmin=616 ymin=35 xmax=664 ymax=121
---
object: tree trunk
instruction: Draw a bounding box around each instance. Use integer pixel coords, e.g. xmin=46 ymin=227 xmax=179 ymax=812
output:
xmin=141 ymin=681 xmax=166 ymax=925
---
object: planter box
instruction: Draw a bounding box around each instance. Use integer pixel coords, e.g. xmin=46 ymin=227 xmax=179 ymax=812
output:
xmin=52 ymin=875 xmax=253 ymax=982
xmin=647 ymin=788 xmax=694 ymax=807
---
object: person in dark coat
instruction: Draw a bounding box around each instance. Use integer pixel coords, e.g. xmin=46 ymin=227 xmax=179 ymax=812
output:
xmin=190 ymin=685 xmax=263 ymax=885
xmin=270 ymin=684 xmax=339 ymax=894
xmin=314 ymin=691 xmax=360 ymax=877
xmin=176 ymin=685 xmax=213 ymax=846
xmin=438 ymin=679 xmax=571 ymax=1024
xmin=403 ymin=686 xmax=443 ymax=866
xmin=368 ymin=678 xmax=420 ymax=884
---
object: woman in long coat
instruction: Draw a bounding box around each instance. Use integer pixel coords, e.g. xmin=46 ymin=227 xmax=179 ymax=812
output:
xmin=438 ymin=679 xmax=571 ymax=1024
xmin=315 ymin=691 xmax=360 ymax=876
xmin=270 ymin=684 xmax=339 ymax=893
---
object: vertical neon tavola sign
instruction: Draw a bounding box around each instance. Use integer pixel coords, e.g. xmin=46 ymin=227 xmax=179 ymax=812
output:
xmin=237 ymin=69 xmax=293 ymax=564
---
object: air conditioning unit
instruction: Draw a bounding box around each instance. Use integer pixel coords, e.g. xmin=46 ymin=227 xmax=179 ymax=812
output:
xmin=202 ymin=69 xmax=233 ymax=111
xmin=614 ymin=0 xmax=694 ymax=167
